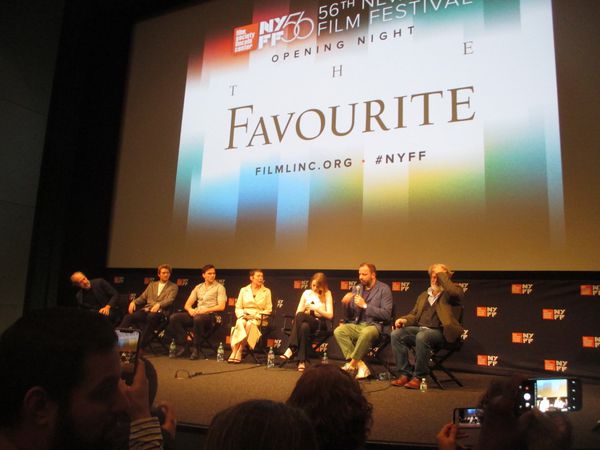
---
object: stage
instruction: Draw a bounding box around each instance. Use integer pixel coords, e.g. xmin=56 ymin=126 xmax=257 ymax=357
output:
xmin=147 ymin=355 xmax=600 ymax=449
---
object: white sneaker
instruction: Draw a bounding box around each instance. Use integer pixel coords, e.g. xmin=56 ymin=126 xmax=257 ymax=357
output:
xmin=355 ymin=365 xmax=371 ymax=380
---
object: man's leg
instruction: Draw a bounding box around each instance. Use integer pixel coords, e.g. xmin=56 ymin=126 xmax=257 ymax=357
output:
xmin=391 ymin=326 xmax=419 ymax=377
xmin=140 ymin=312 xmax=164 ymax=348
xmin=351 ymin=325 xmax=379 ymax=362
xmin=413 ymin=328 xmax=445 ymax=378
xmin=333 ymin=323 xmax=360 ymax=360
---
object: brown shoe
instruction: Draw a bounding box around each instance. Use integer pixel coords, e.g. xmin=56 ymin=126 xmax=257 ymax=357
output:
xmin=189 ymin=348 xmax=199 ymax=360
xmin=391 ymin=375 xmax=410 ymax=387
xmin=404 ymin=378 xmax=422 ymax=389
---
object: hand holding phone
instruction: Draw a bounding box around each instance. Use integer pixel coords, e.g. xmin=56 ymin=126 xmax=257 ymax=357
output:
xmin=116 ymin=328 xmax=141 ymax=385
xmin=453 ymin=408 xmax=482 ymax=449
xmin=517 ymin=378 xmax=582 ymax=413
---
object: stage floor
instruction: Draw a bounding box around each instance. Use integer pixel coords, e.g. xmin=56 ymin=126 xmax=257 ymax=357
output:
xmin=148 ymin=355 xmax=600 ymax=449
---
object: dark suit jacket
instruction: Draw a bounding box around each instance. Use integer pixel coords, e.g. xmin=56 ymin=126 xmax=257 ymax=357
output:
xmin=76 ymin=278 xmax=119 ymax=309
xmin=400 ymin=272 xmax=464 ymax=343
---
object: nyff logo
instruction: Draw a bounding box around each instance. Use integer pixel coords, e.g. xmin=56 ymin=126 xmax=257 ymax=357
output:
xmin=476 ymin=306 xmax=498 ymax=318
xmin=276 ymin=299 xmax=285 ymax=309
xmin=457 ymin=282 xmax=469 ymax=292
xmin=580 ymin=285 xmax=600 ymax=296
xmin=582 ymin=336 xmax=600 ymax=348
xmin=294 ymin=280 xmax=310 ymax=289
xmin=477 ymin=355 xmax=498 ymax=366
xmin=176 ymin=278 xmax=189 ymax=287
xmin=267 ymin=338 xmax=282 ymax=349
xmin=217 ymin=278 xmax=226 ymax=286
xmin=392 ymin=281 xmax=411 ymax=292
xmin=544 ymin=360 xmax=568 ymax=372
xmin=512 ymin=332 xmax=534 ymax=344
xmin=512 ymin=283 xmax=533 ymax=294
xmin=542 ymin=309 xmax=566 ymax=320
xmin=228 ymin=297 xmax=236 ymax=307
xmin=143 ymin=277 xmax=155 ymax=285
xmin=113 ymin=276 xmax=125 ymax=284
xmin=340 ymin=280 xmax=359 ymax=290
xmin=461 ymin=329 xmax=469 ymax=341
xmin=234 ymin=12 xmax=314 ymax=53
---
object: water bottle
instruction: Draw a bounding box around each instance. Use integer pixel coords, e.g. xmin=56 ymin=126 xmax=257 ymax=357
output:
xmin=420 ymin=377 xmax=428 ymax=392
xmin=321 ymin=351 xmax=329 ymax=364
xmin=169 ymin=339 xmax=177 ymax=358
xmin=267 ymin=347 xmax=275 ymax=368
xmin=217 ymin=342 xmax=225 ymax=362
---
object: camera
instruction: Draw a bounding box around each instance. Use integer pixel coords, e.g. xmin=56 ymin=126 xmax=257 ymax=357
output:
xmin=116 ymin=328 xmax=141 ymax=385
xmin=517 ymin=377 xmax=582 ymax=413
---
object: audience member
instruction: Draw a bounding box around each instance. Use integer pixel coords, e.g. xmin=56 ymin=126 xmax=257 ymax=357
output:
xmin=0 ymin=307 xmax=163 ymax=450
xmin=120 ymin=264 xmax=179 ymax=349
xmin=391 ymin=263 xmax=464 ymax=389
xmin=287 ymin=363 xmax=373 ymax=450
xmin=228 ymin=269 xmax=272 ymax=363
xmin=203 ymin=399 xmax=317 ymax=450
xmin=166 ymin=264 xmax=226 ymax=359
xmin=334 ymin=263 xmax=392 ymax=379
xmin=280 ymin=272 xmax=334 ymax=371
xmin=71 ymin=271 xmax=121 ymax=325
xmin=436 ymin=376 xmax=572 ymax=450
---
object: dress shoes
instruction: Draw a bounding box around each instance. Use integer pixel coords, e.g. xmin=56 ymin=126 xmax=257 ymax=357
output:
xmin=391 ymin=375 xmax=410 ymax=387
xmin=355 ymin=365 xmax=371 ymax=380
xmin=189 ymin=348 xmax=199 ymax=360
xmin=404 ymin=378 xmax=422 ymax=389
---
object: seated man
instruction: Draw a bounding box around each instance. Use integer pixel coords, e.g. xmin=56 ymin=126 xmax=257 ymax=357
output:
xmin=120 ymin=264 xmax=178 ymax=349
xmin=334 ymin=263 xmax=392 ymax=380
xmin=391 ymin=263 xmax=464 ymax=389
xmin=71 ymin=271 xmax=122 ymax=325
xmin=166 ymin=264 xmax=227 ymax=359
xmin=0 ymin=307 xmax=163 ymax=450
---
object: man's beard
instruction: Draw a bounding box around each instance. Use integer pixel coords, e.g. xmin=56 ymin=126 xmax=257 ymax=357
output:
xmin=51 ymin=407 xmax=126 ymax=450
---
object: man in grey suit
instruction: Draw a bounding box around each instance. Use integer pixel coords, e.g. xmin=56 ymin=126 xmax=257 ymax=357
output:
xmin=120 ymin=264 xmax=179 ymax=348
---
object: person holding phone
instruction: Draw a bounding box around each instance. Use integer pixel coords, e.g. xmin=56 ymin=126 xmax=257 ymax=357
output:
xmin=279 ymin=272 xmax=334 ymax=371
xmin=228 ymin=269 xmax=272 ymax=363
xmin=390 ymin=263 xmax=464 ymax=389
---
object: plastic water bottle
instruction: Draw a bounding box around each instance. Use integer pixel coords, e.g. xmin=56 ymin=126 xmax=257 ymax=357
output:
xmin=420 ymin=377 xmax=428 ymax=392
xmin=168 ymin=339 xmax=177 ymax=359
xmin=321 ymin=351 xmax=329 ymax=364
xmin=267 ymin=347 xmax=275 ymax=368
xmin=216 ymin=342 xmax=225 ymax=362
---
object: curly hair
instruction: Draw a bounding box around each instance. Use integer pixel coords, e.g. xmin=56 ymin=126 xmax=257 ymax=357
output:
xmin=287 ymin=364 xmax=373 ymax=450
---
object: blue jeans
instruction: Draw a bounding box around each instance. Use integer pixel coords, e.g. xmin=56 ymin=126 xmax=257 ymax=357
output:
xmin=391 ymin=326 xmax=445 ymax=378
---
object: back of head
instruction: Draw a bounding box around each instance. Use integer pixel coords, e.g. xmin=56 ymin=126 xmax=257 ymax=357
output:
xmin=287 ymin=364 xmax=373 ymax=450
xmin=0 ymin=307 xmax=117 ymax=427
xmin=204 ymin=399 xmax=317 ymax=450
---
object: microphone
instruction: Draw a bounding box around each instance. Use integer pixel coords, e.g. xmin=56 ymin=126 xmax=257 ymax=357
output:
xmin=189 ymin=371 xmax=203 ymax=378
xmin=353 ymin=284 xmax=363 ymax=297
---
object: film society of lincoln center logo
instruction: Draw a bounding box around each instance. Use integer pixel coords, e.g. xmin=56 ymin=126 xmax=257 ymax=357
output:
xmin=234 ymin=11 xmax=314 ymax=53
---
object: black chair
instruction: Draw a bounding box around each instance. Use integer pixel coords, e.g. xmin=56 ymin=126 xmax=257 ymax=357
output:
xmin=425 ymin=305 xmax=465 ymax=389
xmin=145 ymin=312 xmax=171 ymax=355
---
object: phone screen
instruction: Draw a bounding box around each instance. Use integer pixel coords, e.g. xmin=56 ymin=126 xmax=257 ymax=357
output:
xmin=518 ymin=378 xmax=582 ymax=413
xmin=453 ymin=408 xmax=482 ymax=448
xmin=116 ymin=328 xmax=141 ymax=385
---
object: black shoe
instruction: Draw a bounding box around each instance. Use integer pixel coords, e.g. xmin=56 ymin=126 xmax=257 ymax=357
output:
xmin=189 ymin=348 xmax=199 ymax=360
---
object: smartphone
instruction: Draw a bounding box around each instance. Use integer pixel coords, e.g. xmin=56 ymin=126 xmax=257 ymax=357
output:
xmin=116 ymin=328 xmax=141 ymax=385
xmin=453 ymin=407 xmax=482 ymax=448
xmin=517 ymin=377 xmax=582 ymax=413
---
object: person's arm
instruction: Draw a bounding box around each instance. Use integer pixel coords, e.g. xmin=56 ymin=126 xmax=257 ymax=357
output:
xmin=184 ymin=287 xmax=198 ymax=315
xmin=296 ymin=291 xmax=308 ymax=314
xmin=313 ymin=291 xmax=334 ymax=319
xmin=210 ymin=285 xmax=227 ymax=312
xmin=235 ymin=288 xmax=245 ymax=319
xmin=397 ymin=297 xmax=421 ymax=327
xmin=437 ymin=272 xmax=464 ymax=304
xmin=99 ymin=279 xmax=120 ymax=308
xmin=135 ymin=284 xmax=151 ymax=306
xmin=261 ymin=288 xmax=273 ymax=317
